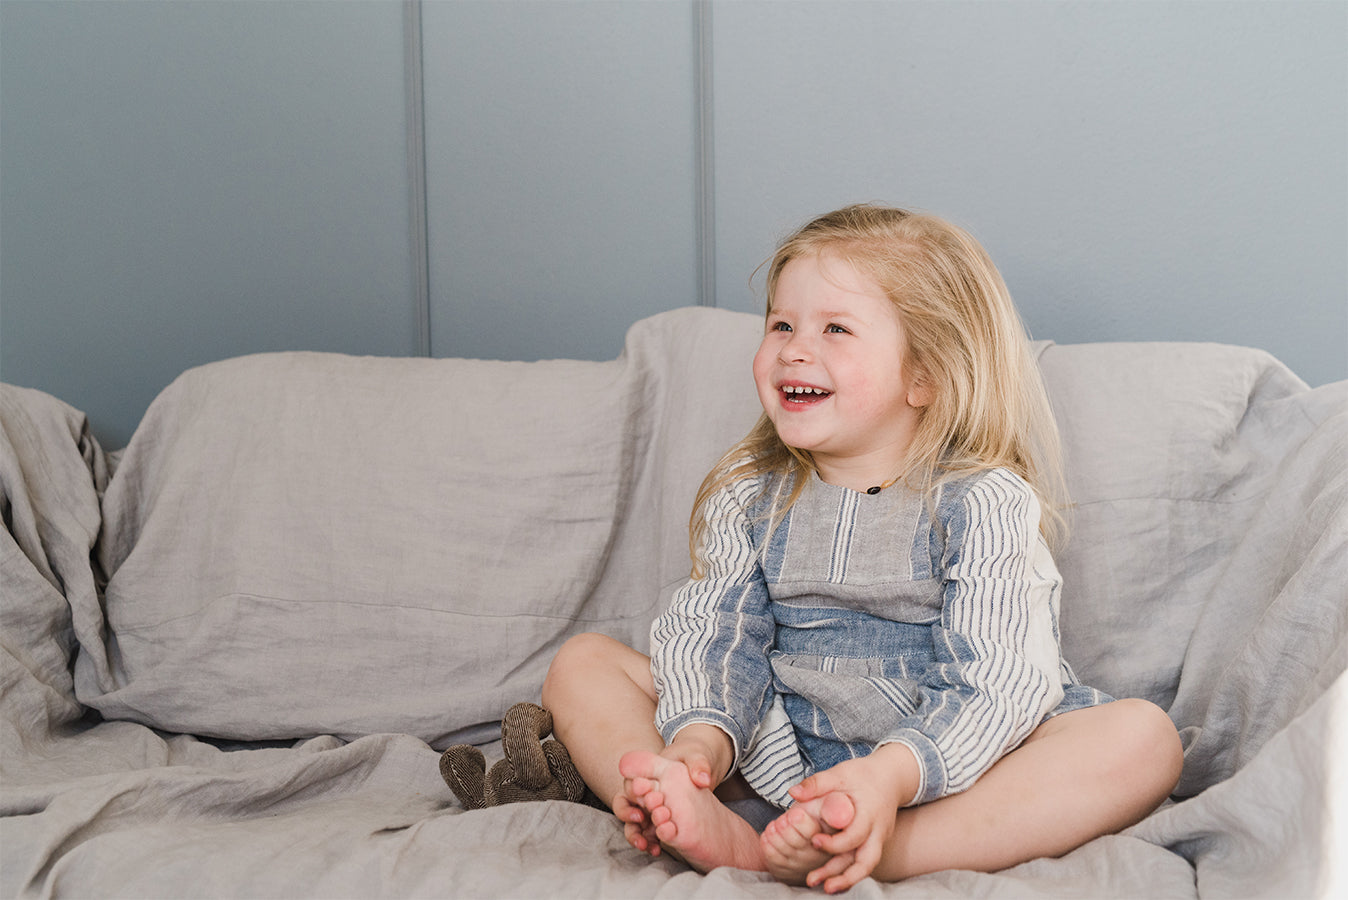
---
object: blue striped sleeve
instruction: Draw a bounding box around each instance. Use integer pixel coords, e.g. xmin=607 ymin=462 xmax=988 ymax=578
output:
xmin=882 ymin=469 xmax=1064 ymax=805
xmin=650 ymin=480 xmax=776 ymax=764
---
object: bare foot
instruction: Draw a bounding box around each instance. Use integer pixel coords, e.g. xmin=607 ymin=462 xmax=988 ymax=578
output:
xmin=761 ymin=792 xmax=856 ymax=886
xmin=617 ymin=750 xmax=767 ymax=873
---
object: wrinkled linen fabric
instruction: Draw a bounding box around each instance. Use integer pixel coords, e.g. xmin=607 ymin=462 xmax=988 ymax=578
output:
xmin=2 ymin=308 xmax=1343 ymax=898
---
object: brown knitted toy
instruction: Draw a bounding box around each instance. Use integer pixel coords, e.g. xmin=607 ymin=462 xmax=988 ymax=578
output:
xmin=439 ymin=702 xmax=589 ymax=809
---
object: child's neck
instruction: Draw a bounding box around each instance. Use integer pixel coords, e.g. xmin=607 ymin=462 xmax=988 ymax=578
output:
xmin=814 ymin=453 xmax=909 ymax=495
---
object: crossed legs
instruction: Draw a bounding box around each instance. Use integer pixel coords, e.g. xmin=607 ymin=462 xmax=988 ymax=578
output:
xmin=542 ymin=632 xmax=1183 ymax=889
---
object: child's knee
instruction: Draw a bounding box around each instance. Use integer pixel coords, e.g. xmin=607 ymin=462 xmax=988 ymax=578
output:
xmin=543 ymin=633 xmax=602 ymax=703
xmin=1104 ymin=698 xmax=1184 ymax=795
xmin=542 ymin=632 xmax=627 ymax=706
xmin=1131 ymin=699 xmax=1183 ymax=781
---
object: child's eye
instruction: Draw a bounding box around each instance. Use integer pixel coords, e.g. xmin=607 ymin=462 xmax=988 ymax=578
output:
xmin=770 ymin=321 xmax=793 ymax=333
xmin=825 ymin=324 xmax=850 ymax=334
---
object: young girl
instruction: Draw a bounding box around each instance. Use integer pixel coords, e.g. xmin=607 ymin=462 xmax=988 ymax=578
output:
xmin=542 ymin=204 xmax=1183 ymax=893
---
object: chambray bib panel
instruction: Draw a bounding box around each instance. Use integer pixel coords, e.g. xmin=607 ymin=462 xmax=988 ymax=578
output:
xmin=652 ymin=469 xmax=1111 ymax=809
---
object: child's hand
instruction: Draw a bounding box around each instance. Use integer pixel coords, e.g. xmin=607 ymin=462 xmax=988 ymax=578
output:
xmin=788 ymin=743 xmax=920 ymax=893
xmin=612 ymin=789 xmax=661 ymax=856
xmin=658 ymin=723 xmax=735 ymax=790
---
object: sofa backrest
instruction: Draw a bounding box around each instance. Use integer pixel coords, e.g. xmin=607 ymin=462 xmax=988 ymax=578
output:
xmin=70 ymin=307 xmax=1345 ymax=797
xmin=82 ymin=308 xmax=765 ymax=745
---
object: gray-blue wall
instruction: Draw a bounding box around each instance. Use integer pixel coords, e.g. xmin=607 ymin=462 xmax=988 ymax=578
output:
xmin=2 ymin=0 xmax=1344 ymax=449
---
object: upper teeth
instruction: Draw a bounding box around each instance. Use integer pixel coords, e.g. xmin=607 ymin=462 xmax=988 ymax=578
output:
xmin=784 ymin=386 xmax=828 ymax=395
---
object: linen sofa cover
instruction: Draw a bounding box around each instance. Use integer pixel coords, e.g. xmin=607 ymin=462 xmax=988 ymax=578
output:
xmin=2 ymin=307 xmax=1343 ymax=898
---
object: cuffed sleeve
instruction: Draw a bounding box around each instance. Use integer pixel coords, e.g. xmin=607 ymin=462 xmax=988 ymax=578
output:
xmin=887 ymin=469 xmax=1064 ymax=804
xmin=650 ymin=481 xmax=777 ymax=768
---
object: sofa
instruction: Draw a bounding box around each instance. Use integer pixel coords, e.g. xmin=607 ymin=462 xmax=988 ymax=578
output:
xmin=2 ymin=306 xmax=1344 ymax=898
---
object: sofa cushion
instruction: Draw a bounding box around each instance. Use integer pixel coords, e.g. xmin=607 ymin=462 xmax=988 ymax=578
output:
xmin=1042 ymin=342 xmax=1347 ymax=795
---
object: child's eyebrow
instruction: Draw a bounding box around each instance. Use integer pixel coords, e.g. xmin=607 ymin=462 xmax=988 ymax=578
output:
xmin=818 ymin=309 xmax=865 ymax=323
xmin=771 ymin=306 xmax=856 ymax=319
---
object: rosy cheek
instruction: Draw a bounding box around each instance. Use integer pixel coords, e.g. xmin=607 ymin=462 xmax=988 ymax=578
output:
xmin=751 ymin=349 xmax=775 ymax=389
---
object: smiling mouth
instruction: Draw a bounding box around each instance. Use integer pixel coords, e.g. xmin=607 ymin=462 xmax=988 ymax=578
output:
xmin=780 ymin=385 xmax=833 ymax=404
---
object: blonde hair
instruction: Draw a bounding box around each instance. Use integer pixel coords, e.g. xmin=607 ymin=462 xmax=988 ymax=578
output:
xmin=689 ymin=204 xmax=1068 ymax=577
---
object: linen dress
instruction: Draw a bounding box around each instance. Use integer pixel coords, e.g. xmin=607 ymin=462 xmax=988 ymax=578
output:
xmin=651 ymin=467 xmax=1110 ymax=808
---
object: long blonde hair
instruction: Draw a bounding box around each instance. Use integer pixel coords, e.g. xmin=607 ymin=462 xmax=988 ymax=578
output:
xmin=689 ymin=204 xmax=1067 ymax=576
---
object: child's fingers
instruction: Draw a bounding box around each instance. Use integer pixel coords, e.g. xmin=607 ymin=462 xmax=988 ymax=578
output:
xmin=805 ymin=851 xmax=854 ymax=889
xmin=811 ymin=817 xmax=866 ymax=855
xmin=623 ymin=821 xmax=660 ymax=856
xmin=790 ymin=768 xmax=847 ymax=803
xmin=612 ymin=793 xmax=647 ymax=825
xmin=788 ymin=774 xmax=824 ymax=802
xmin=822 ymin=856 xmax=869 ymax=893
xmin=682 ymin=756 xmax=713 ymax=789
xmin=821 ymin=837 xmax=882 ymax=894
xmin=660 ymin=746 xmax=714 ymax=789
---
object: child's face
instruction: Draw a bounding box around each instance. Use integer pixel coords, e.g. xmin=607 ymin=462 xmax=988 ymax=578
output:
xmin=753 ymin=251 xmax=929 ymax=490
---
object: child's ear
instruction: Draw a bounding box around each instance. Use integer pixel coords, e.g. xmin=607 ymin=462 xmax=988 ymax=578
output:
xmin=907 ymin=369 xmax=934 ymax=409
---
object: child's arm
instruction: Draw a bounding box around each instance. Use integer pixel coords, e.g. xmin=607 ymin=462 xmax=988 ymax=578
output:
xmin=787 ymin=744 xmax=921 ymax=893
xmin=882 ymin=470 xmax=1064 ymax=806
xmin=650 ymin=481 xmax=776 ymax=772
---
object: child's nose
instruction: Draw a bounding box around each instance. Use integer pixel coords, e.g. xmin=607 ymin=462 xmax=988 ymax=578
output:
xmin=779 ymin=332 xmax=814 ymax=364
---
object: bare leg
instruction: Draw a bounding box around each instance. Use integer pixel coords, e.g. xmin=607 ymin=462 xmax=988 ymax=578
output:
xmin=860 ymin=698 xmax=1183 ymax=883
xmin=542 ymin=632 xmax=664 ymax=807
xmin=542 ymin=632 xmax=766 ymax=863
xmin=549 ymin=637 xmax=1181 ymax=887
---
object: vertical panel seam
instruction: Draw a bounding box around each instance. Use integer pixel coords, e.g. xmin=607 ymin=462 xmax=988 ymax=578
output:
xmin=404 ymin=0 xmax=432 ymax=356
xmin=696 ymin=0 xmax=716 ymax=308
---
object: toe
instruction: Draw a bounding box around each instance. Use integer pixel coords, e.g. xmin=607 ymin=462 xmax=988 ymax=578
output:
xmin=654 ymin=820 xmax=679 ymax=844
xmin=767 ymin=808 xmax=816 ymax=850
xmin=760 ymin=819 xmax=793 ymax=855
xmin=818 ymin=792 xmax=855 ymax=832
xmin=618 ymin=750 xmax=662 ymax=781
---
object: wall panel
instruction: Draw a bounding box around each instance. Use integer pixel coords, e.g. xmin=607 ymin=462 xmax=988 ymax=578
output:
xmin=710 ymin=1 xmax=1346 ymax=387
xmin=420 ymin=0 xmax=701 ymax=362
xmin=0 ymin=0 xmax=416 ymax=447
xmin=1 ymin=0 xmax=1341 ymax=449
